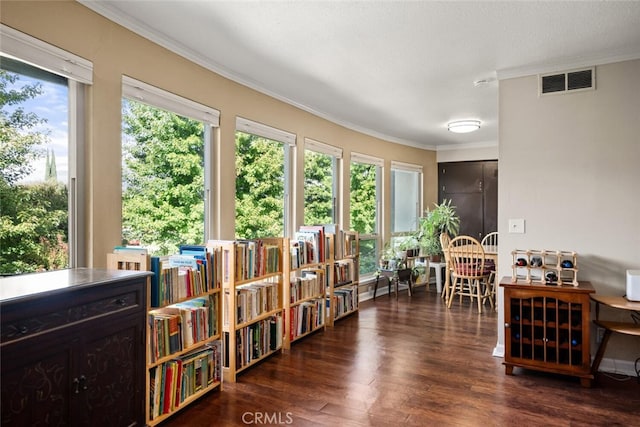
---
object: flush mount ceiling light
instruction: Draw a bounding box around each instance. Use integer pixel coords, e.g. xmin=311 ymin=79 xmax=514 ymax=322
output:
xmin=447 ymin=120 xmax=481 ymax=134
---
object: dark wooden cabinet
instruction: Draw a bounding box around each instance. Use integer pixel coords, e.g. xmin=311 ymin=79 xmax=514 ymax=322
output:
xmin=1 ymin=269 xmax=151 ymax=426
xmin=438 ymin=160 xmax=498 ymax=240
xmin=500 ymin=277 xmax=595 ymax=387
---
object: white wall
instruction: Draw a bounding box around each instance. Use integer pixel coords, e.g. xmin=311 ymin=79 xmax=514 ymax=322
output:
xmin=497 ymin=59 xmax=640 ymax=372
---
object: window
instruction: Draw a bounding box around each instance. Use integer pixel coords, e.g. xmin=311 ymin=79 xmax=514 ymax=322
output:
xmin=390 ymin=161 xmax=422 ymax=248
xmin=121 ymin=77 xmax=219 ymax=255
xmin=350 ymin=153 xmax=382 ymax=277
xmin=235 ymin=117 xmax=295 ymax=239
xmin=0 ymin=25 xmax=90 ymax=274
xmin=303 ymin=138 xmax=341 ymax=226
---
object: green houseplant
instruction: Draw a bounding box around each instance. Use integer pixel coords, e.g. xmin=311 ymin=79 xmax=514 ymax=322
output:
xmin=417 ymin=199 xmax=460 ymax=261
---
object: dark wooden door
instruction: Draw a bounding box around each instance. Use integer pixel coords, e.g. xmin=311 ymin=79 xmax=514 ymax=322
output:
xmin=438 ymin=160 xmax=498 ymax=240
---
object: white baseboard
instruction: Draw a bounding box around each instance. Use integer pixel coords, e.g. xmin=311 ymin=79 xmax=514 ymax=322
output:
xmin=595 ymin=357 xmax=639 ymax=377
xmin=493 ymin=344 xmax=505 ymax=358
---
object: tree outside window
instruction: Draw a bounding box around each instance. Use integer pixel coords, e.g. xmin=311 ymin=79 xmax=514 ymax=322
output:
xmin=121 ymin=99 xmax=205 ymax=255
xmin=235 ymin=131 xmax=285 ymax=239
xmin=304 ymin=149 xmax=334 ymax=226
xmin=0 ymin=66 xmax=69 ymax=274
xmin=350 ymin=160 xmax=379 ymax=276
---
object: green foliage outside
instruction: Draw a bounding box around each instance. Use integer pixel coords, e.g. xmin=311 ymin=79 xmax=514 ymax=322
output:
xmin=0 ymin=70 xmax=68 ymax=274
xmin=235 ymin=132 xmax=284 ymax=239
xmin=304 ymin=150 xmax=333 ymax=226
xmin=350 ymin=162 xmax=377 ymax=234
xmin=121 ymin=100 xmax=205 ymax=255
xmin=350 ymin=162 xmax=378 ymax=274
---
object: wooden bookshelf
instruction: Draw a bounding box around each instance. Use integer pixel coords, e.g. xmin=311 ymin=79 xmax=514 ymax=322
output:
xmin=283 ymin=232 xmax=333 ymax=348
xmin=138 ymin=248 xmax=223 ymax=426
xmin=209 ymin=238 xmax=285 ymax=383
xmin=327 ymin=230 xmax=359 ymax=327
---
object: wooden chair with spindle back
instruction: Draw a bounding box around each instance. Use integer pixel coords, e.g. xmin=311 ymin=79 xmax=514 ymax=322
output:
xmin=446 ymin=235 xmax=493 ymax=313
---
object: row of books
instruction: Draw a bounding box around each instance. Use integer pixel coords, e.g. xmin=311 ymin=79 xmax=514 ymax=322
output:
xmin=149 ymin=341 xmax=222 ymax=420
xmin=331 ymin=287 xmax=358 ymax=319
xmin=288 ymin=300 xmax=325 ymax=340
xmin=232 ymin=240 xmax=280 ymax=281
xmin=148 ymin=294 xmax=219 ymax=363
xmin=334 ymin=259 xmax=355 ymax=285
xmin=227 ymin=315 xmax=283 ymax=369
xmin=235 ymin=282 xmax=279 ymax=324
xmin=289 ymin=236 xmax=319 ymax=269
xmin=289 ymin=272 xmax=324 ymax=303
xmin=150 ymin=245 xmax=222 ymax=307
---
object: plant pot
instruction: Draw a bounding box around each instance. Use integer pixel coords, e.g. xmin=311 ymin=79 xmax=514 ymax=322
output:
xmin=429 ymin=254 xmax=442 ymax=263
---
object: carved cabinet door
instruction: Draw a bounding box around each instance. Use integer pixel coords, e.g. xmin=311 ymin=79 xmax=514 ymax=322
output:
xmin=1 ymin=332 xmax=76 ymax=426
xmin=77 ymin=314 xmax=145 ymax=427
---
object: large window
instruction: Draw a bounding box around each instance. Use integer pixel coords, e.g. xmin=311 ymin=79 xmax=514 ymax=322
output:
xmin=0 ymin=25 xmax=90 ymax=274
xmin=390 ymin=161 xmax=422 ymax=247
xmin=121 ymin=77 xmax=218 ymax=255
xmin=304 ymin=138 xmax=341 ymax=226
xmin=235 ymin=118 xmax=295 ymax=239
xmin=350 ymin=153 xmax=382 ymax=277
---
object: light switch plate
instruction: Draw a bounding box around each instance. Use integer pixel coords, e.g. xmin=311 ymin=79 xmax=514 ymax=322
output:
xmin=509 ymin=218 xmax=525 ymax=233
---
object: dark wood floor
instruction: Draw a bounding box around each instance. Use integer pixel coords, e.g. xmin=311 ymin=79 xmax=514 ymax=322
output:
xmin=162 ymin=287 xmax=639 ymax=426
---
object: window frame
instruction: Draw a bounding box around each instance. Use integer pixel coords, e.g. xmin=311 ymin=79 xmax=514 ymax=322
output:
xmin=1 ymin=24 xmax=93 ymax=269
xmin=350 ymin=152 xmax=383 ymax=278
xmin=390 ymin=161 xmax=423 ymax=246
xmin=303 ymin=138 xmax=342 ymax=226
xmin=235 ymin=117 xmax=296 ymax=238
xmin=121 ymin=76 xmax=220 ymax=246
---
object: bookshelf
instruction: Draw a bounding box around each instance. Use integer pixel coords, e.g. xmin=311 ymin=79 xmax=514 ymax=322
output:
xmin=209 ymin=238 xmax=285 ymax=383
xmin=327 ymin=230 xmax=360 ymax=327
xmin=142 ymin=247 xmax=223 ymax=426
xmin=283 ymin=231 xmax=334 ymax=348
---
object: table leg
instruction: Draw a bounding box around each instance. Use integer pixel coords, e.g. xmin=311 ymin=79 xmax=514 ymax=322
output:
xmin=435 ymin=266 xmax=443 ymax=293
xmin=373 ymin=276 xmax=379 ymax=300
xmin=591 ymin=329 xmax=612 ymax=374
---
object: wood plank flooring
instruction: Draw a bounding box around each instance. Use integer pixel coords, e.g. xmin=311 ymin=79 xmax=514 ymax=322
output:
xmin=162 ymin=288 xmax=639 ymax=426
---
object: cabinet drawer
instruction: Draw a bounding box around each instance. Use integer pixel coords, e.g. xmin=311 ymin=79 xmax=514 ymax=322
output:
xmin=1 ymin=282 xmax=145 ymax=343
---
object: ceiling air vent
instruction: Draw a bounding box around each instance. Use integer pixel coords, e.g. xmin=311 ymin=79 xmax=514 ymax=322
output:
xmin=540 ymin=67 xmax=595 ymax=96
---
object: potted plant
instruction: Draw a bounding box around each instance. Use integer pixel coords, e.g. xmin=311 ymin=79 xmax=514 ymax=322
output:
xmin=416 ymin=199 xmax=460 ymax=261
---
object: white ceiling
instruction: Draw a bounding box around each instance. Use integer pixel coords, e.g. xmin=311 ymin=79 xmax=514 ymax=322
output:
xmin=81 ymin=1 xmax=640 ymax=150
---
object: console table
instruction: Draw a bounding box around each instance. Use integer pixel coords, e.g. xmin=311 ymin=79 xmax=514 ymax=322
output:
xmin=590 ymin=294 xmax=640 ymax=374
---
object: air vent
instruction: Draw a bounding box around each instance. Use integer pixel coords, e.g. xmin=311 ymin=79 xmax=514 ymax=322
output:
xmin=539 ymin=67 xmax=595 ymax=96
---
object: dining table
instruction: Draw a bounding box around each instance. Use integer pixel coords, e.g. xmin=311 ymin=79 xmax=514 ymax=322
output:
xmin=442 ymin=243 xmax=498 ymax=301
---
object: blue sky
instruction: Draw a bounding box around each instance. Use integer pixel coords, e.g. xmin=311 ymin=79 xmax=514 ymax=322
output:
xmin=6 ymin=73 xmax=69 ymax=184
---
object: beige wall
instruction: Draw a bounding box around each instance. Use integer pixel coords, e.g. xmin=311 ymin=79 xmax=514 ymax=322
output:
xmin=436 ymin=143 xmax=498 ymax=163
xmin=1 ymin=0 xmax=437 ymax=267
xmin=497 ymin=59 xmax=640 ymax=371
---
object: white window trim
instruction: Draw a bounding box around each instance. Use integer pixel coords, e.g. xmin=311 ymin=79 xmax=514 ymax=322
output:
xmin=122 ymin=76 xmax=219 ymax=126
xmin=351 ymin=152 xmax=383 ymax=167
xmin=0 ymin=24 xmax=93 ymax=84
xmin=304 ymin=138 xmax=342 ymax=158
xmin=390 ymin=160 xmax=423 ymax=173
xmin=236 ymin=117 xmax=296 ymax=146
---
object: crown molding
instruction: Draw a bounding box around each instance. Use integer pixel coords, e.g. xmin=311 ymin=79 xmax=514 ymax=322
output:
xmin=436 ymin=141 xmax=498 ymax=152
xmin=79 ymin=1 xmax=433 ymax=151
xmin=497 ymin=50 xmax=640 ymax=81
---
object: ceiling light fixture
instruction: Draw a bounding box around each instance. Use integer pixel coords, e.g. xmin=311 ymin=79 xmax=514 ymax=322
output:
xmin=448 ymin=120 xmax=481 ymax=133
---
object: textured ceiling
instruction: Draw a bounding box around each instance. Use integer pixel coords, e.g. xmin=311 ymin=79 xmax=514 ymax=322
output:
xmin=81 ymin=1 xmax=640 ymax=150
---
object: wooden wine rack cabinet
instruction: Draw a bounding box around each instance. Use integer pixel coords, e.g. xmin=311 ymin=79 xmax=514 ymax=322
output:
xmin=500 ymin=277 xmax=595 ymax=387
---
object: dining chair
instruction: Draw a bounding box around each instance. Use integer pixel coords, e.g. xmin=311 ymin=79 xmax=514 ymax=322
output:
xmin=480 ymin=231 xmax=498 ymax=307
xmin=439 ymin=232 xmax=452 ymax=301
xmin=447 ymin=235 xmax=493 ymax=313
